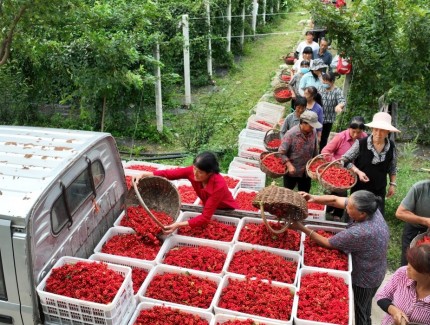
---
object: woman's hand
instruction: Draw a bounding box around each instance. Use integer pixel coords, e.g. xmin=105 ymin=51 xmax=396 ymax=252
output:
xmin=289 ymin=221 xmax=306 ymax=232
xmin=335 ymin=104 xmax=343 ymax=114
xmin=354 ymin=169 xmax=369 ymax=182
xmin=298 ymin=191 xmax=313 ymax=202
xmin=285 ymin=161 xmax=295 ymax=174
xmin=386 ymin=184 xmax=396 ymax=198
xmin=387 ymin=305 xmax=409 ymax=325
xmin=162 ymin=222 xmax=181 ymax=235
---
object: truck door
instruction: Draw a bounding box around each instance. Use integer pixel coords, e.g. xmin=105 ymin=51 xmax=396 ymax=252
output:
xmin=0 ymin=220 xmax=23 ymax=325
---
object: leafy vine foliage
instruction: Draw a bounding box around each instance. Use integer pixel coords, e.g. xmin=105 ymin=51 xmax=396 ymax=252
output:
xmin=309 ymin=0 xmax=430 ymax=143
xmin=0 ymin=0 xmax=286 ymax=141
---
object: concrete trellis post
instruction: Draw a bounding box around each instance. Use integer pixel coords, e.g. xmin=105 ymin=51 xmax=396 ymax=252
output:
xmin=252 ymin=0 xmax=258 ymax=35
xmin=206 ymin=1 xmax=213 ymax=77
xmin=154 ymin=42 xmax=163 ymax=131
xmin=182 ymin=15 xmax=191 ymax=107
xmin=240 ymin=3 xmax=245 ymax=48
xmin=262 ymin=0 xmax=266 ymax=25
xmin=227 ymin=0 xmax=232 ymax=52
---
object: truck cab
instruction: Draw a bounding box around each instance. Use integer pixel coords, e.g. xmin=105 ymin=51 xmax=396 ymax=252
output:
xmin=0 ymin=126 xmax=127 ymax=324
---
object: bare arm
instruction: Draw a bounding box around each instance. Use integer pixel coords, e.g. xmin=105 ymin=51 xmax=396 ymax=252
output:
xmin=299 ymin=192 xmax=346 ymax=209
xmin=396 ymin=204 xmax=430 ymax=228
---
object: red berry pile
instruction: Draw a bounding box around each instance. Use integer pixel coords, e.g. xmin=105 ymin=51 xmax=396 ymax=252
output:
xmin=417 ymin=236 xmax=430 ymax=246
xmin=321 ymin=166 xmax=355 ymax=188
xmin=303 ymin=230 xmax=348 ymax=271
xmin=307 ymin=202 xmax=325 ymax=211
xmin=223 ymin=175 xmax=240 ymax=189
xmin=178 ymin=219 xmax=237 ymax=242
xmin=235 ymin=191 xmax=259 ymax=212
xmin=163 ymin=245 xmax=227 ymax=273
xmin=228 ymin=249 xmax=297 ymax=284
xmin=297 ymin=272 xmax=349 ymax=325
xmin=145 ymin=272 xmax=218 ymax=309
xmin=266 ymin=138 xmax=281 ymax=149
xmin=178 ymin=184 xmax=198 ymax=204
xmin=261 ymin=154 xmax=286 ymax=174
xmin=134 ymin=305 xmax=209 ymax=324
xmin=126 ymin=164 xmax=159 ymax=172
xmin=238 ymin=222 xmax=300 ymax=251
xmin=256 ymin=120 xmax=272 ymax=127
xmin=275 ymin=89 xmax=292 ymax=98
xmin=101 ymin=233 xmax=161 ymax=260
xmin=45 ymin=261 xmax=124 ymax=304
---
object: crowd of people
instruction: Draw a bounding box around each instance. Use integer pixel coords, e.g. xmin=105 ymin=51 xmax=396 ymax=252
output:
xmin=279 ymin=30 xmax=430 ymax=325
xmin=133 ymin=29 xmax=430 ymax=325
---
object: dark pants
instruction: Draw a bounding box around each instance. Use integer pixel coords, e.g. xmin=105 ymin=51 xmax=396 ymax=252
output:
xmin=320 ymin=122 xmax=333 ymax=152
xmin=353 ymin=284 xmax=379 ymax=325
xmin=401 ymin=223 xmax=428 ymax=266
xmin=283 ymin=173 xmax=312 ymax=193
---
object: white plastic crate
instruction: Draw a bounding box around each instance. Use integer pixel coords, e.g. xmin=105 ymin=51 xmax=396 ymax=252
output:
xmin=122 ymin=160 xmax=165 ymax=172
xmin=128 ymin=301 xmax=214 ymax=325
xmin=234 ymin=217 xmax=302 ymax=253
xmin=223 ymin=242 xmax=300 ymax=286
xmin=293 ymin=267 xmax=353 ymax=325
xmin=221 ymin=173 xmax=242 ymax=195
xmin=212 ymin=313 xmax=282 ymax=325
xmin=227 ymin=168 xmax=266 ymax=191
xmin=138 ymin=264 xmax=222 ymax=312
xmin=174 ymin=212 xmax=241 ymax=245
xmin=175 ymin=180 xmax=200 ymax=205
xmin=94 ymin=227 xmax=160 ymax=265
xmin=246 ymin=114 xmax=276 ymax=132
xmin=213 ymin=274 xmax=298 ymax=325
xmin=238 ymin=143 xmax=266 ymax=161
xmin=238 ymin=129 xmax=265 ymax=147
xmin=254 ymin=101 xmax=285 ymax=122
xmin=88 ymin=254 xmax=154 ymax=301
xmin=233 ymin=188 xmax=260 ymax=214
xmin=300 ymin=225 xmax=352 ymax=273
xmin=155 ymin=236 xmax=231 ymax=275
xmin=230 ymin=157 xmax=260 ymax=169
xmin=307 ymin=204 xmax=327 ymax=221
xmin=36 ymin=256 xmax=134 ymax=325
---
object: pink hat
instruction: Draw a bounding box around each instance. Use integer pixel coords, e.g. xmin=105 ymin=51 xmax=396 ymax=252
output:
xmin=365 ymin=112 xmax=400 ymax=133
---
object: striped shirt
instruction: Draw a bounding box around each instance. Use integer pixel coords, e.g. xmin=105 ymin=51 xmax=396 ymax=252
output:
xmin=329 ymin=206 xmax=389 ymax=288
xmin=376 ymin=266 xmax=430 ymax=325
xmin=317 ymin=86 xmax=345 ymax=123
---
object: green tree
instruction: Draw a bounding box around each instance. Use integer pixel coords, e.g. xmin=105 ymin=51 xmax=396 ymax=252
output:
xmin=309 ymin=0 xmax=430 ymax=142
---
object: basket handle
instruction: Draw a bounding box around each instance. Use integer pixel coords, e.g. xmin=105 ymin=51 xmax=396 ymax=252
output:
xmin=317 ymin=158 xmax=344 ymax=180
xmin=258 ymin=202 xmax=291 ymax=234
xmin=264 ymin=128 xmax=280 ymax=139
xmin=132 ymin=179 xmax=167 ymax=231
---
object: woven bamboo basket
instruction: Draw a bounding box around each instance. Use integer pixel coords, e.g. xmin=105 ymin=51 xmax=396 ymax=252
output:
xmin=316 ymin=159 xmax=357 ymax=194
xmin=305 ymin=154 xmax=331 ymax=180
xmin=252 ymin=183 xmax=307 ymax=234
xmin=126 ymin=176 xmax=181 ymax=230
xmin=279 ymin=68 xmax=292 ymax=83
xmin=283 ymin=53 xmax=295 ymax=65
xmin=259 ymin=152 xmax=287 ymax=179
xmin=273 ymin=86 xmax=292 ymax=103
xmin=263 ymin=129 xmax=282 ymax=152
xmin=410 ymin=230 xmax=430 ymax=248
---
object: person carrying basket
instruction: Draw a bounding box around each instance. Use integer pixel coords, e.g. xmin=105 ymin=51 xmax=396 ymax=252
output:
xmin=136 ymin=151 xmax=237 ymax=234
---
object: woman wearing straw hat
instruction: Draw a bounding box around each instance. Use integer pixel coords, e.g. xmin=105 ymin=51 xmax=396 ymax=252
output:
xmin=342 ymin=112 xmax=400 ymax=216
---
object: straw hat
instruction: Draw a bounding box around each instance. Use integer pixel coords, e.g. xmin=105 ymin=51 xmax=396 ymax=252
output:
xmin=365 ymin=112 xmax=400 ymax=133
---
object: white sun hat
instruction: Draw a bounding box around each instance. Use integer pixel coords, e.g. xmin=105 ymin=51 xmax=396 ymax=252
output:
xmin=365 ymin=112 xmax=400 ymax=133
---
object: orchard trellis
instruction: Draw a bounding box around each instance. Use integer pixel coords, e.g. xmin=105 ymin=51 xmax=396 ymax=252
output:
xmin=153 ymin=0 xmax=303 ymax=132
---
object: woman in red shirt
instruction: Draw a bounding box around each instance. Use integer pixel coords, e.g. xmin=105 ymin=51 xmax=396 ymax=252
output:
xmin=138 ymin=151 xmax=238 ymax=234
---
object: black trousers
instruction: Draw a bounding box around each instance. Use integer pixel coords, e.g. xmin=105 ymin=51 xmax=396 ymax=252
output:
xmin=283 ymin=173 xmax=312 ymax=193
xmin=401 ymin=222 xmax=428 ymax=265
xmin=320 ymin=122 xmax=333 ymax=152
xmin=353 ymin=284 xmax=379 ymax=325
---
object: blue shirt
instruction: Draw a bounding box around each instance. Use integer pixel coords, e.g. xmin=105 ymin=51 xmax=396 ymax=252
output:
xmin=299 ymin=72 xmax=323 ymax=96
xmin=329 ymin=205 xmax=389 ymax=288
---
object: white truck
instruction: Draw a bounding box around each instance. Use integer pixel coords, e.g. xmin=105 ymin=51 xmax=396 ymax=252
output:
xmin=0 ymin=126 xmax=127 ymax=324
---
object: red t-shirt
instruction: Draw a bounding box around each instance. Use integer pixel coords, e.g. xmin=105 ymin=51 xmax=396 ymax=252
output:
xmin=154 ymin=166 xmax=238 ymax=227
